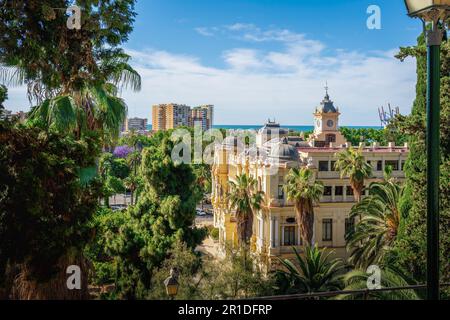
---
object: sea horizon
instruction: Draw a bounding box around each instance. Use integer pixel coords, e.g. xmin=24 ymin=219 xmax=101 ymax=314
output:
xmin=146 ymin=124 xmax=383 ymax=131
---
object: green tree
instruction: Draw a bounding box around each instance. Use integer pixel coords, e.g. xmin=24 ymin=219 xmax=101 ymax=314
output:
xmin=90 ymin=133 xmax=207 ymax=299
xmin=391 ymin=32 xmax=450 ymax=294
xmin=199 ymin=247 xmax=275 ymax=299
xmin=334 ymin=147 xmax=372 ymax=203
xmin=346 ymin=180 xmax=403 ymax=269
xmin=0 ymin=84 xmax=7 ymax=110
xmin=0 ymin=123 xmax=102 ymax=299
xmin=275 ymin=245 xmax=344 ymax=295
xmin=0 ymin=1 xmax=140 ymax=142
xmin=228 ymin=174 xmax=264 ymax=245
xmin=284 ymin=168 xmax=324 ymax=246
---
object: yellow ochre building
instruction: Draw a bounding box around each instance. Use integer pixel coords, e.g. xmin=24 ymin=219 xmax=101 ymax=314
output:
xmin=211 ymin=89 xmax=408 ymax=269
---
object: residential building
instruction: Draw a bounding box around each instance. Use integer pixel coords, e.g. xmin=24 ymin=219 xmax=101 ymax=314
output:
xmin=125 ymin=117 xmax=148 ymax=132
xmin=191 ymin=105 xmax=214 ymax=131
xmin=152 ymin=103 xmax=192 ymax=131
xmin=211 ymin=89 xmax=409 ymax=271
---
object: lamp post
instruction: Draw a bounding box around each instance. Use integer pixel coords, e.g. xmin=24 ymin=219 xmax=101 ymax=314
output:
xmin=404 ymin=0 xmax=449 ymax=300
xmin=164 ymin=268 xmax=179 ymax=300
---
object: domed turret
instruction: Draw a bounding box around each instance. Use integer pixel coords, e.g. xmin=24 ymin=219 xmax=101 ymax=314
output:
xmin=269 ymin=137 xmax=299 ymax=162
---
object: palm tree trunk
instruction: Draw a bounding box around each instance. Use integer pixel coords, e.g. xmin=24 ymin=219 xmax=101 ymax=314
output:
xmin=296 ymin=200 xmax=314 ymax=246
xmin=244 ymin=209 xmax=254 ymax=244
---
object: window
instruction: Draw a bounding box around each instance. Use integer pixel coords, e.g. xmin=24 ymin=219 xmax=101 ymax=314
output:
xmin=335 ymin=186 xmax=344 ymax=196
xmin=326 ymin=134 xmax=336 ymax=143
xmin=322 ymin=219 xmax=333 ymax=241
xmin=278 ymin=185 xmax=284 ymax=200
xmin=284 ymin=226 xmax=296 ymax=246
xmin=346 ymin=186 xmax=354 ymax=196
xmin=331 ymin=161 xmax=337 ymax=171
xmin=319 ymin=161 xmax=329 ymax=172
xmin=386 ymin=160 xmax=399 ymax=171
xmin=324 ymin=186 xmax=332 ymax=196
xmin=377 ymin=161 xmax=383 ymax=171
xmin=345 ymin=218 xmax=355 ymax=236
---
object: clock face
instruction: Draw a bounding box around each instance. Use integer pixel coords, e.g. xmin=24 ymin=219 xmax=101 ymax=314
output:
xmin=327 ymin=120 xmax=334 ymax=128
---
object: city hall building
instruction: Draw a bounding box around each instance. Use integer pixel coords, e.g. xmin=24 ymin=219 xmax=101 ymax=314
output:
xmin=211 ymin=90 xmax=409 ymax=269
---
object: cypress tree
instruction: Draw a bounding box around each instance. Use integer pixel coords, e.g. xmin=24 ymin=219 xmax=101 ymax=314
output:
xmin=391 ymin=32 xmax=449 ymax=296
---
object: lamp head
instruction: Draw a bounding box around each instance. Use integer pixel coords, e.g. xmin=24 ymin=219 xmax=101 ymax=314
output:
xmin=404 ymin=0 xmax=450 ymax=20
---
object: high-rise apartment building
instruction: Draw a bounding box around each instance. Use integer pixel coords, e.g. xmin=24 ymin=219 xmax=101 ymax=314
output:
xmin=152 ymin=104 xmax=192 ymax=131
xmin=125 ymin=117 xmax=148 ymax=132
xmin=191 ymin=105 xmax=214 ymax=131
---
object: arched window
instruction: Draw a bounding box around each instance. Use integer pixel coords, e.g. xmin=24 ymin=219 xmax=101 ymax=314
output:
xmin=326 ymin=134 xmax=336 ymax=143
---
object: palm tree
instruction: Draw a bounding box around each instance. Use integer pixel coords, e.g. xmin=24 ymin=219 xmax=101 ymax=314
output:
xmin=276 ymin=245 xmax=345 ymax=294
xmin=334 ymin=147 xmax=372 ymax=202
xmin=228 ymin=174 xmax=264 ymax=245
xmin=284 ymin=168 xmax=324 ymax=246
xmin=2 ymin=50 xmax=141 ymax=143
xmin=346 ymin=180 xmax=403 ymax=269
xmin=337 ymin=267 xmax=420 ymax=300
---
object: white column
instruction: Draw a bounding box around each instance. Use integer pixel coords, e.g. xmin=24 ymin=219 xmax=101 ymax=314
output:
xmin=269 ymin=218 xmax=274 ymax=248
xmin=274 ymin=217 xmax=279 ymax=248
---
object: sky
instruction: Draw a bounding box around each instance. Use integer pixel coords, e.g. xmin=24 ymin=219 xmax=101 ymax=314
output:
xmin=5 ymin=0 xmax=426 ymax=125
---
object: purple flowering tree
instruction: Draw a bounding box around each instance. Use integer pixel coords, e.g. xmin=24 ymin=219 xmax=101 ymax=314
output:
xmin=113 ymin=145 xmax=134 ymax=159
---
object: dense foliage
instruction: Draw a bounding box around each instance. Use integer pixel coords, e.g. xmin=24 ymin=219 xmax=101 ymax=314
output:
xmin=87 ymin=132 xmax=207 ymax=299
xmin=0 ymin=84 xmax=7 ymax=109
xmin=276 ymin=246 xmax=344 ymax=295
xmin=347 ymin=179 xmax=403 ymax=269
xmin=0 ymin=121 xmax=102 ymax=298
xmin=0 ymin=0 xmax=140 ymax=142
xmin=390 ymin=33 xmax=450 ymax=296
xmin=340 ymin=127 xmax=407 ymax=147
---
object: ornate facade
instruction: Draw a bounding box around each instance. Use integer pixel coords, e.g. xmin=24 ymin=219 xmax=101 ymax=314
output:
xmin=211 ymin=90 xmax=409 ymax=269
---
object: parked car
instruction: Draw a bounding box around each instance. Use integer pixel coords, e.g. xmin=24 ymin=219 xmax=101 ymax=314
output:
xmin=196 ymin=209 xmax=207 ymax=216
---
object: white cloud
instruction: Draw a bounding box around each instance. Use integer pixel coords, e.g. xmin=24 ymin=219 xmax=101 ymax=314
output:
xmin=195 ymin=27 xmax=215 ymax=37
xmin=4 ymin=24 xmax=417 ymax=126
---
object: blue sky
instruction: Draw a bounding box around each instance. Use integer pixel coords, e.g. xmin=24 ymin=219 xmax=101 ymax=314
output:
xmin=6 ymin=0 xmax=424 ymax=125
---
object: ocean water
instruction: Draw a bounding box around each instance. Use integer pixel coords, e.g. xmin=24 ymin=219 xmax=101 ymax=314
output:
xmin=146 ymin=125 xmax=382 ymax=131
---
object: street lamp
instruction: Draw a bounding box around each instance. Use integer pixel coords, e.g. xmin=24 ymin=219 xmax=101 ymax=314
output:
xmin=404 ymin=0 xmax=449 ymax=300
xmin=164 ymin=268 xmax=179 ymax=300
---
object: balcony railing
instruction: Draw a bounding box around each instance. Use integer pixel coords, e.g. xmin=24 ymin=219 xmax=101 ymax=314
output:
xmin=244 ymin=283 xmax=450 ymax=300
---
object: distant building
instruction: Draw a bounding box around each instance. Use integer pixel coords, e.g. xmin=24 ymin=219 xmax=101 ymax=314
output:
xmin=125 ymin=117 xmax=148 ymax=132
xmin=152 ymin=103 xmax=213 ymax=131
xmin=152 ymin=103 xmax=192 ymax=131
xmin=191 ymin=105 xmax=214 ymax=131
xmin=0 ymin=110 xmax=27 ymax=123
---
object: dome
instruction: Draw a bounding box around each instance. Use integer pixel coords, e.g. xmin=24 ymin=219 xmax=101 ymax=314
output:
xmin=317 ymin=86 xmax=338 ymax=113
xmin=320 ymin=94 xmax=337 ymax=113
xmin=269 ymin=137 xmax=299 ymax=162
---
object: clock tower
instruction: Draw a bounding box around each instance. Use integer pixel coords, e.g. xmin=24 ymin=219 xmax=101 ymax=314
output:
xmin=310 ymin=85 xmax=347 ymax=147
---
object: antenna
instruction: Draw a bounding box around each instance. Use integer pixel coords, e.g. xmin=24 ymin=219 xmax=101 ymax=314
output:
xmin=378 ymin=103 xmax=400 ymax=127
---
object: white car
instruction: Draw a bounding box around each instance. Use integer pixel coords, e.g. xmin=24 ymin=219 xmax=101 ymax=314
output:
xmin=196 ymin=209 xmax=207 ymax=216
